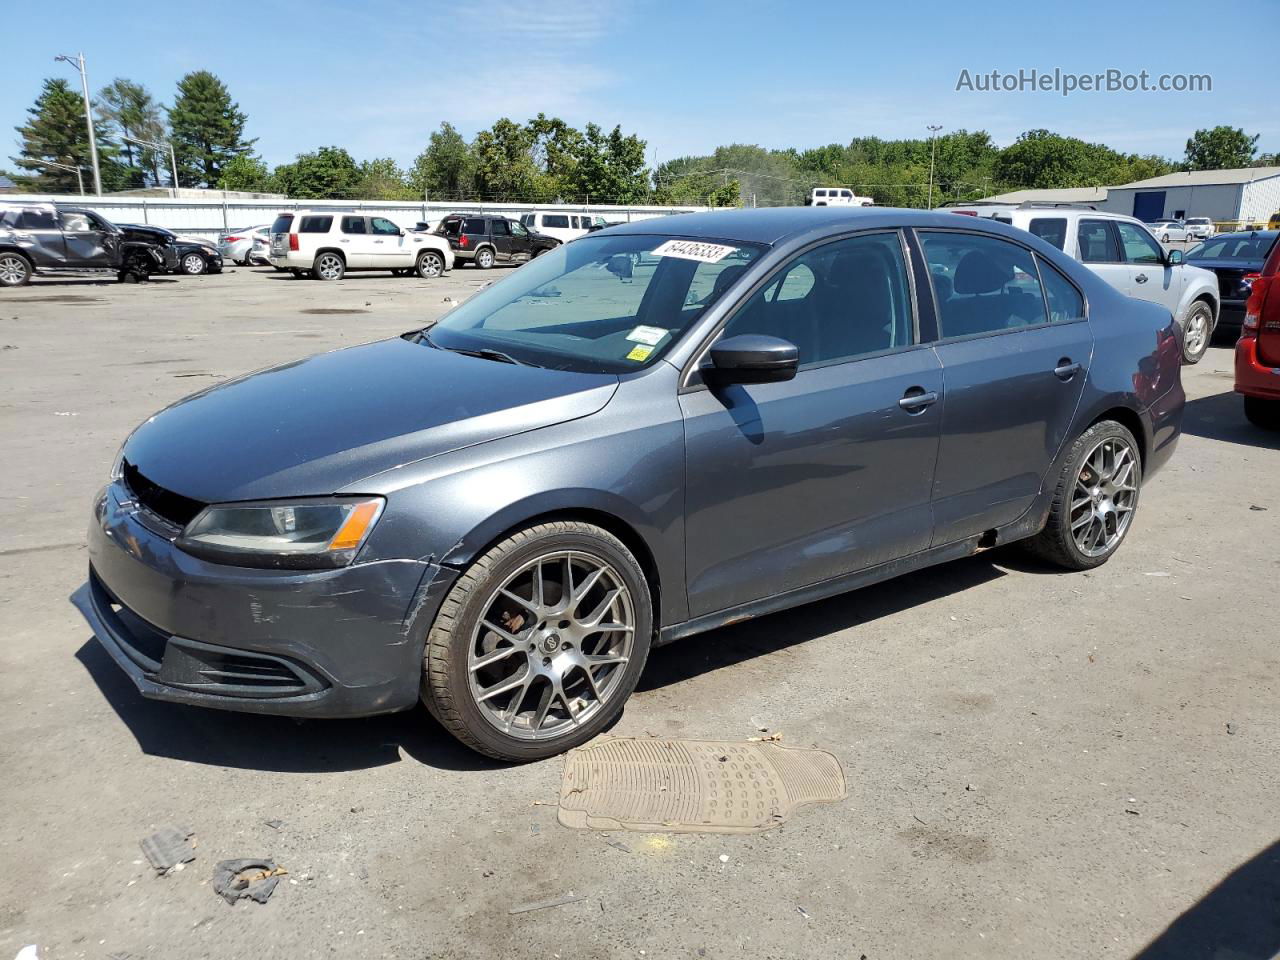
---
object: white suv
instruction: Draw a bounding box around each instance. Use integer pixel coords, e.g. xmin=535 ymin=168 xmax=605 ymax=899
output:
xmin=268 ymin=211 xmax=454 ymax=280
xmin=949 ymin=205 xmax=1220 ymax=363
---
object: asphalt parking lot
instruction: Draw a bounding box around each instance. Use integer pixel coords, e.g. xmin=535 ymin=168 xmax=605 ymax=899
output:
xmin=1 ymin=266 xmax=1277 ymax=960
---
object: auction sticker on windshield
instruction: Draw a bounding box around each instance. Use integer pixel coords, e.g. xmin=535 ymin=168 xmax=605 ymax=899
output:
xmin=651 ymin=239 xmax=738 ymax=264
xmin=626 ymin=325 xmax=669 ymax=346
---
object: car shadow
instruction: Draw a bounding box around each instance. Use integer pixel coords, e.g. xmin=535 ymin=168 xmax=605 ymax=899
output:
xmin=74 ymin=640 xmax=505 ymax=774
xmin=639 ymin=551 xmax=1014 ymax=693
xmin=1180 ymin=389 xmax=1280 ymax=450
xmin=1131 ymin=838 xmax=1280 ymax=959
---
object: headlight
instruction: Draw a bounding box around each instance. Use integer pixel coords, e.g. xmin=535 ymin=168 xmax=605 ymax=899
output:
xmin=201 ymin=246 xmax=216 ymax=255
xmin=177 ymin=497 xmax=384 ymax=569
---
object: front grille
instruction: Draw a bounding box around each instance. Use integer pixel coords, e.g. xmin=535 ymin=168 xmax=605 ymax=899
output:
xmin=122 ymin=460 xmax=206 ymax=528
xmin=159 ymin=637 xmax=326 ymax=699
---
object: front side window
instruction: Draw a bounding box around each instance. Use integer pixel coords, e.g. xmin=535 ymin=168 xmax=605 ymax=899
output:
xmin=299 ymin=216 xmax=333 ymax=233
xmin=1028 ymin=217 xmax=1067 ymax=251
xmin=920 ymin=231 xmax=1047 ymax=337
xmin=1114 ymin=221 xmax=1163 ymax=264
xmin=491 ymin=220 xmax=510 ymax=236
xmin=341 ymin=216 xmax=366 ymax=234
xmin=60 ymin=212 xmax=93 ymax=233
xmin=371 ymin=217 xmax=399 ymax=235
xmin=511 ymin=221 xmax=529 ymax=238
xmin=722 ymin=231 xmax=912 ymax=366
xmin=429 ymin=234 xmax=765 ymax=373
xmin=1077 ymin=220 xmax=1120 ymax=263
xmin=1038 ymin=257 xmax=1086 ymax=323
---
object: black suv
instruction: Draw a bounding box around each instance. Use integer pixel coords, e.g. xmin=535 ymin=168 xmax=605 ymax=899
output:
xmin=0 ymin=202 xmax=172 ymax=287
xmin=435 ymin=214 xmax=558 ymax=269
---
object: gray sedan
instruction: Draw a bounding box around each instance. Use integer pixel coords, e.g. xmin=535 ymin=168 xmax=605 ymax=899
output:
xmin=73 ymin=208 xmax=1185 ymax=760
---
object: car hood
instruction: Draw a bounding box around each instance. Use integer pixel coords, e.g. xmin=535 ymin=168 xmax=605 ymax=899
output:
xmin=122 ymin=336 xmax=618 ymax=503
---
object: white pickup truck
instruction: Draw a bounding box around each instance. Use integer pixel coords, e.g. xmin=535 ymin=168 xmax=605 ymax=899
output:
xmin=268 ymin=211 xmax=454 ymax=280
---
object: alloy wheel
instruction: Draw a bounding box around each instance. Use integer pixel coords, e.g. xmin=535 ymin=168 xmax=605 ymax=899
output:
xmin=1184 ymin=305 xmax=1210 ymax=358
xmin=1070 ymin=436 xmax=1138 ymax=558
xmin=0 ymin=254 xmax=29 ymax=285
xmin=316 ymin=254 xmax=343 ymax=280
xmin=418 ymin=252 xmax=443 ymax=278
xmin=182 ymin=253 xmax=205 ymax=274
xmin=466 ymin=550 xmax=635 ymax=742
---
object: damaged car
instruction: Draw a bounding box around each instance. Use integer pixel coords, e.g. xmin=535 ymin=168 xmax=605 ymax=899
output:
xmin=73 ymin=208 xmax=1185 ymax=760
xmin=0 ymin=202 xmax=171 ymax=286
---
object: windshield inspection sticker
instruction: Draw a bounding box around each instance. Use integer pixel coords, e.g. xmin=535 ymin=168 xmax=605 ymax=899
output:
xmin=651 ymin=239 xmax=738 ymax=264
xmin=626 ymin=325 xmax=669 ymax=346
xmin=626 ymin=345 xmax=654 ymax=362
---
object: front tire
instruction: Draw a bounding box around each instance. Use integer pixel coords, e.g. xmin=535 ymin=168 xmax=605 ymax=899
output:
xmin=1181 ymin=300 xmax=1214 ymax=364
xmin=416 ymin=251 xmax=444 ymax=279
xmin=422 ymin=520 xmax=653 ymax=761
xmin=313 ymin=252 xmax=345 ymax=281
xmin=181 ymin=252 xmax=206 ymax=275
xmin=1244 ymin=395 xmax=1280 ymax=430
xmin=1027 ymin=420 xmax=1141 ymax=570
xmin=474 ymin=247 xmax=495 ymax=270
xmin=0 ymin=252 xmax=33 ymax=287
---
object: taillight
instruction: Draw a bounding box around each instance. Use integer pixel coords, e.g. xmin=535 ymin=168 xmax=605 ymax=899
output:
xmin=1243 ymin=275 xmax=1271 ymax=336
xmin=459 ymin=234 xmax=469 ymax=247
xmin=289 ymin=234 xmax=299 ymax=252
xmin=224 ymin=235 xmax=241 ymax=243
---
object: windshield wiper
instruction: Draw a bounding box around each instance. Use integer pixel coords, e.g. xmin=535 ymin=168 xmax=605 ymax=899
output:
xmin=420 ymin=330 xmax=539 ymax=367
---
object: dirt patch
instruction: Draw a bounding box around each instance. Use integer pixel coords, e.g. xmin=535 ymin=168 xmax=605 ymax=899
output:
xmin=898 ymin=825 xmax=993 ymax=864
xmin=300 ymin=308 xmax=370 ymax=315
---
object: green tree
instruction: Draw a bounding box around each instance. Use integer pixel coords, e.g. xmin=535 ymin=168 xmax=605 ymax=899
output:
xmin=216 ymin=154 xmax=272 ymax=192
xmin=566 ymin=123 xmax=648 ymax=203
xmin=168 ymin=71 xmax=255 ymax=187
xmin=1184 ymin=126 xmax=1259 ymax=170
xmin=472 ymin=118 xmax=539 ymax=200
xmin=10 ymin=78 xmax=103 ymax=192
xmin=355 ymin=157 xmax=412 ymax=199
xmin=271 ymin=146 xmax=360 ymax=198
xmin=96 ymin=78 xmax=165 ymax=187
xmin=991 ymin=129 xmax=1173 ymax=191
xmin=408 ymin=122 xmax=475 ymax=199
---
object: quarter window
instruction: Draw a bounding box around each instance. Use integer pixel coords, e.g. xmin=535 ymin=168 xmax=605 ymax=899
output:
xmin=919 ymin=231 xmax=1047 ymax=337
xmin=1077 ymin=220 xmax=1120 ymax=263
xmin=722 ymin=232 xmax=913 ymax=366
xmin=1114 ymin=221 xmax=1163 ymax=264
xmin=341 ymin=216 xmax=366 ymax=234
xmin=1037 ymin=257 xmax=1086 ymax=323
xmin=299 ymin=216 xmax=333 ymax=233
xmin=1028 ymin=217 xmax=1067 ymax=251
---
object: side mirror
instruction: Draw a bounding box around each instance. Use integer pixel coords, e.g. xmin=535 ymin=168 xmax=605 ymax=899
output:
xmin=606 ymin=254 xmax=633 ymax=280
xmin=1166 ymin=249 xmax=1184 ymax=266
xmin=705 ymin=334 xmax=798 ymax=385
xmin=398 ymin=228 xmax=405 ymax=236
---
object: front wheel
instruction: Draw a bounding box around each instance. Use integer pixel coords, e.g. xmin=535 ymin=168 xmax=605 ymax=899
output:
xmin=416 ymin=250 xmax=444 ymax=279
xmin=1027 ymin=420 xmax=1141 ymax=570
xmin=0 ymin=252 xmax=33 ymax=287
xmin=422 ymin=521 xmax=653 ymax=761
xmin=1181 ymin=301 xmax=1214 ymax=364
xmin=181 ymin=252 xmax=207 ymax=275
xmin=312 ymin=252 xmax=345 ymax=281
xmin=1244 ymin=395 xmax=1280 ymax=430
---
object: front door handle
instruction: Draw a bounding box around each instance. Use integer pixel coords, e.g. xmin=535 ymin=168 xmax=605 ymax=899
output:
xmin=899 ymin=387 xmax=939 ymax=413
xmin=1054 ymin=358 xmax=1082 ymax=380
xmin=1134 ymin=273 xmax=1148 ymax=284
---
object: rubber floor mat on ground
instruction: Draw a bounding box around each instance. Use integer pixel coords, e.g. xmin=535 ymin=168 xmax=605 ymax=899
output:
xmin=558 ymin=737 xmax=846 ymax=834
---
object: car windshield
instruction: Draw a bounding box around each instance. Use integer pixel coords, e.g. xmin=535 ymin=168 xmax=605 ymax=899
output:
xmin=1187 ymin=233 xmax=1278 ymax=260
xmin=425 ymin=233 xmax=766 ymax=373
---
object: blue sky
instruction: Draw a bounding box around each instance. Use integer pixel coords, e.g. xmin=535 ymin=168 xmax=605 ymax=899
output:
xmin=4 ymin=0 xmax=1277 ymax=173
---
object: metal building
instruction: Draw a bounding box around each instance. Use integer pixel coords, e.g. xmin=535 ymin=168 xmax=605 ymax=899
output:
xmin=1100 ymin=167 xmax=1280 ymax=225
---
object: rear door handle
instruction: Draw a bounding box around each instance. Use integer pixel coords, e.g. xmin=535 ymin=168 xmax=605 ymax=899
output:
xmin=1134 ymin=273 xmax=1148 ymax=284
xmin=899 ymin=388 xmax=939 ymax=413
xmin=1054 ymin=358 xmax=1082 ymax=380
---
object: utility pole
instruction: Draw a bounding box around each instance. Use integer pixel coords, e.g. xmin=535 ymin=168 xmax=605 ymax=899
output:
xmin=55 ymin=53 xmax=101 ymax=195
xmin=926 ymin=125 xmax=943 ymax=210
xmin=35 ymin=159 xmax=84 ymax=195
xmin=121 ymin=135 xmax=179 ymax=194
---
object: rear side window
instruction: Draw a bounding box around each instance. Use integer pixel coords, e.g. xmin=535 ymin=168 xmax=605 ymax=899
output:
xmin=271 ymin=215 xmax=294 ymax=233
xmin=1037 ymin=257 xmax=1086 ymax=323
xmin=1028 ymin=217 xmax=1067 ymax=250
xmin=462 ymin=218 xmax=487 ymax=234
xmin=543 ymin=214 xmax=570 ymax=229
xmin=341 ymin=216 xmax=366 ymax=234
xmin=17 ymin=208 xmax=58 ymax=229
xmin=1077 ymin=220 xmax=1120 ymax=263
xmin=299 ymin=216 xmax=333 ymax=233
xmin=920 ymin=231 xmax=1047 ymax=337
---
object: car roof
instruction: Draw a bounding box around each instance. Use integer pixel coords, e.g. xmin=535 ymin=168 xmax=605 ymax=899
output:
xmin=603 ymin=206 xmax=1057 ymax=246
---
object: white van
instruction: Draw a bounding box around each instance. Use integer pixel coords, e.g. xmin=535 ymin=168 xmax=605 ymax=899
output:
xmin=520 ymin=211 xmax=606 ymax=244
xmin=806 ymin=188 xmax=873 ymax=207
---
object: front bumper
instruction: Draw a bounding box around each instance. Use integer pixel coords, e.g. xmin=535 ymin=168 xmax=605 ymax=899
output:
xmin=1236 ymin=336 xmax=1280 ymax=400
xmin=72 ymin=482 xmax=457 ymax=717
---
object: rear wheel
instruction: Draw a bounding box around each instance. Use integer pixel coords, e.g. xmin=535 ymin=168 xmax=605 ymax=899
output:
xmin=475 ymin=246 xmax=495 ymax=270
xmin=416 ymin=250 xmax=444 ymax=279
xmin=1244 ymin=395 xmax=1280 ymax=430
xmin=1027 ymin=420 xmax=1141 ymax=570
xmin=422 ymin=520 xmax=652 ymax=761
xmin=1181 ymin=301 xmax=1214 ymax=364
xmin=313 ymin=252 xmax=345 ymax=281
xmin=0 ymin=252 xmax=32 ymax=287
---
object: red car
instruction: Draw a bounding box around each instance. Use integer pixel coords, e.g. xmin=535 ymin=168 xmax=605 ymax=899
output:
xmin=1236 ymin=236 xmax=1280 ymax=429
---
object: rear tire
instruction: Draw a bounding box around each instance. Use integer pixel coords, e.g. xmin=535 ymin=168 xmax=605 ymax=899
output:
xmin=475 ymin=246 xmax=495 ymax=270
xmin=313 ymin=252 xmax=345 ymax=281
xmin=1244 ymin=395 xmax=1280 ymax=430
xmin=0 ymin=252 xmax=33 ymax=287
xmin=422 ymin=520 xmax=653 ymax=761
xmin=1027 ymin=420 xmax=1141 ymax=571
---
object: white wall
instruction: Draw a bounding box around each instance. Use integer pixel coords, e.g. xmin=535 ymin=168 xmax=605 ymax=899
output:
xmin=1240 ymin=176 xmax=1280 ymax=222
xmin=5 ymin=195 xmax=714 ymax=241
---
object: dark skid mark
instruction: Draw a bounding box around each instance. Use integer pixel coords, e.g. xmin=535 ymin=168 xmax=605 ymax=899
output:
xmin=301 ymin=308 xmax=370 ymax=315
xmin=11 ymin=295 xmax=105 ymax=304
